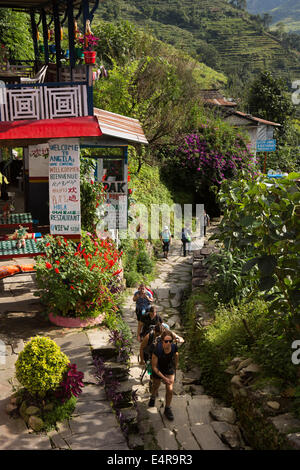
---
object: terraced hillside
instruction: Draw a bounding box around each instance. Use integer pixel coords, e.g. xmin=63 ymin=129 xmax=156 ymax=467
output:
xmin=96 ymin=0 xmax=300 ymax=81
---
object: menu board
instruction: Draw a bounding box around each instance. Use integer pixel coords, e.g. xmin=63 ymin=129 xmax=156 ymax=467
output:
xmin=48 ymin=139 xmax=81 ymax=236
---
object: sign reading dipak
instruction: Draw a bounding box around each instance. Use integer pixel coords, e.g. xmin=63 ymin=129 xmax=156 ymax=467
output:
xmin=256 ymin=139 xmax=276 ymax=152
xmin=104 ymin=181 xmax=127 ymax=193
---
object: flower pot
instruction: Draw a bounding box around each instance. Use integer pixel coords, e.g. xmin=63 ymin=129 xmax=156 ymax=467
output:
xmin=48 ymin=312 xmax=105 ymax=328
xmin=84 ymin=50 xmax=96 ymax=65
xmin=75 ymin=47 xmax=84 ymax=59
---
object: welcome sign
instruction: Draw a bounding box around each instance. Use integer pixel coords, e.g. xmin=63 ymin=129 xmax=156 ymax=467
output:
xmin=48 ymin=138 xmax=81 ymax=236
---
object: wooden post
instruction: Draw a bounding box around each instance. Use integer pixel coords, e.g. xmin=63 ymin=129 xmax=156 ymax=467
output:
xmin=52 ymin=0 xmax=62 ymax=82
xmin=67 ymin=0 xmax=75 ymax=81
xmin=41 ymin=9 xmax=49 ymax=65
xmin=30 ymin=10 xmax=39 ymax=71
xmin=264 ymin=151 xmax=267 ymax=174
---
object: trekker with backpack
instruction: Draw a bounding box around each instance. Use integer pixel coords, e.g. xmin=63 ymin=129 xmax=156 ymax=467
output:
xmin=133 ymin=283 xmax=153 ymax=321
xmin=149 ymin=330 xmax=179 ymax=421
xmin=181 ymin=225 xmax=192 ymax=257
xmin=139 ymin=324 xmax=184 ymax=366
xmin=160 ymin=225 xmax=172 ymax=259
xmin=137 ymin=305 xmax=163 ymax=343
xmin=139 ymin=323 xmax=163 ymax=366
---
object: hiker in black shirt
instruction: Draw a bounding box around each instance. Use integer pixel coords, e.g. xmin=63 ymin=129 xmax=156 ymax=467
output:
xmin=137 ymin=306 xmax=162 ymax=342
xmin=149 ymin=330 xmax=178 ymax=421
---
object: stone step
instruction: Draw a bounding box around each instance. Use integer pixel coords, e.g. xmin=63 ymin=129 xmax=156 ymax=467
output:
xmin=191 ymin=423 xmax=229 ymax=450
xmin=87 ymin=329 xmax=117 ymax=360
xmin=187 ymin=396 xmax=215 ymax=425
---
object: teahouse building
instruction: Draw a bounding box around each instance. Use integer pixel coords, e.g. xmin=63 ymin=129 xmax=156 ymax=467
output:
xmin=0 ymin=0 xmax=148 ymax=245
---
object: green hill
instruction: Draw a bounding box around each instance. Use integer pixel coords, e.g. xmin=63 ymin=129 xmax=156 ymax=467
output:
xmin=247 ymin=0 xmax=283 ymax=14
xmin=95 ymin=0 xmax=300 ymax=82
xmin=269 ymin=0 xmax=300 ymax=33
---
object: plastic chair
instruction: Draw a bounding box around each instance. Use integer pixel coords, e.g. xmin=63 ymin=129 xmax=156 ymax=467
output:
xmin=20 ymin=65 xmax=48 ymax=84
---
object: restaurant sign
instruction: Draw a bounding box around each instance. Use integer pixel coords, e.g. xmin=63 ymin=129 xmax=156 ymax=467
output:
xmin=48 ymin=139 xmax=81 ymax=236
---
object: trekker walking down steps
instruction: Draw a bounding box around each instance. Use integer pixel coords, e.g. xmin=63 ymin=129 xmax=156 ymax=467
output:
xmin=160 ymin=226 xmax=171 ymax=259
xmin=149 ymin=330 xmax=179 ymax=421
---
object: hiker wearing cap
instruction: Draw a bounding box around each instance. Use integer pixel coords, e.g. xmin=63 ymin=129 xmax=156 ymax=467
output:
xmin=149 ymin=330 xmax=179 ymax=421
xmin=133 ymin=283 xmax=153 ymax=321
xmin=160 ymin=225 xmax=172 ymax=259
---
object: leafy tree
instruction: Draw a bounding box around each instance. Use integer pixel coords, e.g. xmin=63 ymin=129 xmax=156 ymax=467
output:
xmin=247 ymin=71 xmax=295 ymax=140
xmin=0 ymin=9 xmax=33 ymax=60
xmin=216 ymin=172 xmax=300 ymax=320
xmin=229 ymin=0 xmax=246 ymax=10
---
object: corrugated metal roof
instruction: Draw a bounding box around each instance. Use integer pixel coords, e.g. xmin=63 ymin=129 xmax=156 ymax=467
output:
xmin=199 ymin=89 xmax=237 ymax=107
xmin=94 ymin=108 xmax=148 ymax=145
xmin=233 ymin=111 xmax=281 ymax=127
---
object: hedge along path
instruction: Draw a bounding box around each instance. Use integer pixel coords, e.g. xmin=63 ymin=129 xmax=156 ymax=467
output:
xmin=122 ymin=235 xmax=232 ymax=450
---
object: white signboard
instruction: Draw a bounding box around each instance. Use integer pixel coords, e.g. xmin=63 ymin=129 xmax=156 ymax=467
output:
xmin=28 ymin=143 xmax=49 ymax=177
xmin=106 ymin=193 xmax=128 ymax=230
xmin=49 ymin=139 xmax=81 ymax=235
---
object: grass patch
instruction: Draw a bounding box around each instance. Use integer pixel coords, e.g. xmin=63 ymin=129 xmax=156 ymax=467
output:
xmin=43 ymin=396 xmax=77 ymax=431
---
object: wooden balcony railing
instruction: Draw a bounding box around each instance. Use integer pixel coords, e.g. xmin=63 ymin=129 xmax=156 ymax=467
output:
xmin=0 ymin=82 xmax=88 ymax=122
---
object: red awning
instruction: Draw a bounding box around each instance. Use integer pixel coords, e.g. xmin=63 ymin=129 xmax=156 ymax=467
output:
xmin=0 ymin=116 xmax=102 ymax=146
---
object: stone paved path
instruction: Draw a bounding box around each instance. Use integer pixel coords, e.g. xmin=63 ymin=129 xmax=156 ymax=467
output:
xmin=0 ymin=260 xmax=128 ymax=450
xmin=122 ymin=237 xmax=235 ymax=450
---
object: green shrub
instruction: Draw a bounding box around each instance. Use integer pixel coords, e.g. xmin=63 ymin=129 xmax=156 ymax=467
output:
xmin=15 ymin=337 xmax=69 ymax=398
xmin=183 ymin=294 xmax=298 ymax=401
xmin=136 ymin=251 xmax=153 ymax=274
xmin=43 ymin=396 xmax=77 ymax=430
xmin=124 ymin=270 xmax=141 ymax=287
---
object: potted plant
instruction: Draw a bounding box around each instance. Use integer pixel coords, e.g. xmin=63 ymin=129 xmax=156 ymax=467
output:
xmin=77 ymin=28 xmax=99 ymax=65
xmin=34 ymin=232 xmax=123 ymax=327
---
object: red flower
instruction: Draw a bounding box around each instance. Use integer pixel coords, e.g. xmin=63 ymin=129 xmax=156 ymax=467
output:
xmin=70 ymin=285 xmax=74 ymax=290
xmin=46 ymin=262 xmax=52 ymax=269
xmin=55 ymin=268 xmax=60 ymax=274
xmin=46 ymin=242 xmax=50 ymax=247
xmin=128 ymin=175 xmax=131 ymax=182
xmin=112 ymin=269 xmax=122 ymax=276
xmin=128 ymin=189 xmax=132 ymax=194
xmin=55 ymin=260 xmax=60 ymax=265
xmin=108 ymin=260 xmax=114 ymax=268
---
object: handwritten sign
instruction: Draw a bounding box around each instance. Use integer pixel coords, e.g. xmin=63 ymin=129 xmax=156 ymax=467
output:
xmin=49 ymin=139 xmax=81 ymax=236
xmin=28 ymin=143 xmax=49 ymax=177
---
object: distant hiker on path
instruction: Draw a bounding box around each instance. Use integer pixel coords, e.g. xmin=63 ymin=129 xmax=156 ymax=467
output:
xmin=149 ymin=330 xmax=179 ymax=421
xmin=160 ymin=226 xmax=172 ymax=259
xmin=181 ymin=225 xmax=192 ymax=257
xmin=203 ymin=210 xmax=210 ymax=237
